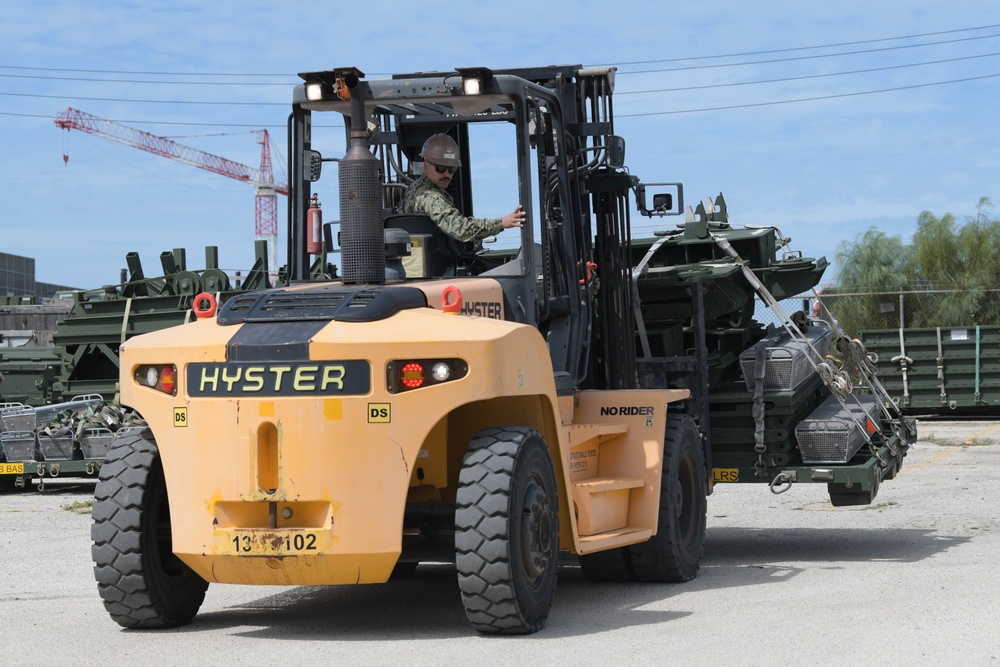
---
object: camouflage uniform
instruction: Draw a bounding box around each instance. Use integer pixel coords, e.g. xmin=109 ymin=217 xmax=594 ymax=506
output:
xmin=400 ymin=175 xmax=503 ymax=242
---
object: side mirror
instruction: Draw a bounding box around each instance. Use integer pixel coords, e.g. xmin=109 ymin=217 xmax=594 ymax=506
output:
xmin=636 ymin=182 xmax=684 ymax=217
xmin=653 ymin=194 xmax=673 ymax=211
xmin=304 ymin=149 xmax=323 ymax=182
xmin=605 ymin=135 xmax=626 ymax=169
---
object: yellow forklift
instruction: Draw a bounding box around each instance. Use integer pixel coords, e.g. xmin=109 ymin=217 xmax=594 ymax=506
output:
xmin=91 ymin=66 xmax=911 ymax=634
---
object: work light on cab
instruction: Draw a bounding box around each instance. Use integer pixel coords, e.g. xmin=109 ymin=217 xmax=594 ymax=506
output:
xmin=304 ymin=83 xmax=325 ymax=101
xmin=386 ymin=359 xmax=468 ymax=394
xmin=135 ymin=364 xmax=177 ymax=395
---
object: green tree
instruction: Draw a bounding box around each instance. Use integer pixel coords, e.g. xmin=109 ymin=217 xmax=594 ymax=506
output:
xmin=909 ymin=196 xmax=1000 ymax=325
xmin=830 ymin=197 xmax=1000 ymax=333
xmin=828 ymin=228 xmax=911 ymax=335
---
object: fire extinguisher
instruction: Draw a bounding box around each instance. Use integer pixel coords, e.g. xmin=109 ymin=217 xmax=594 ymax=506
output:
xmin=307 ymin=193 xmax=322 ymax=254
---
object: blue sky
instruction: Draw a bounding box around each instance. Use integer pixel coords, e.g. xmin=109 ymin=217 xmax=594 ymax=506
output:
xmin=2 ymin=1 xmax=997 ymax=290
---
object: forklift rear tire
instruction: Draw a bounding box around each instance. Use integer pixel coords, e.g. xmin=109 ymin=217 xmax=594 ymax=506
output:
xmin=456 ymin=426 xmax=559 ymax=635
xmin=578 ymin=547 xmax=635 ymax=582
xmin=628 ymin=414 xmax=707 ymax=582
xmin=92 ymin=430 xmax=208 ymax=628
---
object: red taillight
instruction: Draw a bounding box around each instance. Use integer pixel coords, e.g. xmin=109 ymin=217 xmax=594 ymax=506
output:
xmin=386 ymin=359 xmax=468 ymax=393
xmin=400 ymin=362 xmax=425 ymax=389
xmin=159 ymin=366 xmax=176 ymax=394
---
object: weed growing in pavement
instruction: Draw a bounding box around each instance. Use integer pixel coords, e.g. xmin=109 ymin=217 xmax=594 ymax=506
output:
xmin=861 ymin=501 xmax=899 ymax=511
xmin=62 ymin=499 xmax=94 ymax=514
xmin=919 ymin=435 xmax=950 ymax=447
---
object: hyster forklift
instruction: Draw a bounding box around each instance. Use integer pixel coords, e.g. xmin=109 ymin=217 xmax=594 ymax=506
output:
xmin=93 ymin=65 xmax=914 ymax=634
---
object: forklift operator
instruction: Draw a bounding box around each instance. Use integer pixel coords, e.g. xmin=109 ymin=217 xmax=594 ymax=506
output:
xmin=400 ymin=134 xmax=526 ymax=242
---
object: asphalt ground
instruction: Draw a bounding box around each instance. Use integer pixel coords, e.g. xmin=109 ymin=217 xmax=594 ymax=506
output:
xmin=1 ymin=419 xmax=997 ymax=666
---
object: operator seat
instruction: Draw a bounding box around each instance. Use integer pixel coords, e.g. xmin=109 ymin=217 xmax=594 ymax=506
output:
xmin=384 ymin=213 xmax=462 ymax=277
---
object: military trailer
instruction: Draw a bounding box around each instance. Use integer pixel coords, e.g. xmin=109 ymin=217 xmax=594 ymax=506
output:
xmin=0 ymin=245 xmax=274 ymax=490
xmin=861 ymin=325 xmax=1000 ymax=415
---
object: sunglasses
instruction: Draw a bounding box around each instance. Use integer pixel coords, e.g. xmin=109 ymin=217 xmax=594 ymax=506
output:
xmin=432 ymin=163 xmax=457 ymax=175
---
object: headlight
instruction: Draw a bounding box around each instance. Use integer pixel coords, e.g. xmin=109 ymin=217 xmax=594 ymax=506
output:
xmin=462 ymin=78 xmax=481 ymax=96
xmin=305 ymin=82 xmax=325 ymax=101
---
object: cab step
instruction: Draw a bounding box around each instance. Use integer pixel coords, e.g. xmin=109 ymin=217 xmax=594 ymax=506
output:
xmin=572 ymin=476 xmax=645 ymax=535
xmin=577 ymin=526 xmax=653 ymax=554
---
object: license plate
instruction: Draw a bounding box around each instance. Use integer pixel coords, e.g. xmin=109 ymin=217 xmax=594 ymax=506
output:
xmin=1 ymin=462 xmax=25 ymax=475
xmin=221 ymin=529 xmax=327 ymax=556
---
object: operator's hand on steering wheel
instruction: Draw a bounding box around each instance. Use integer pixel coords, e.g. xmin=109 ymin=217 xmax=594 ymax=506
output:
xmin=502 ymin=205 xmax=526 ymax=230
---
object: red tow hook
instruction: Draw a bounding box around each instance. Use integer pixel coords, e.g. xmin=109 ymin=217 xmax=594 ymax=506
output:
xmin=442 ymin=285 xmax=463 ymax=315
xmin=193 ymin=292 xmax=218 ymax=319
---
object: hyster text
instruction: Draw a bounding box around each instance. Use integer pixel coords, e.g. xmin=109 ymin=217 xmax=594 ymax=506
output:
xmin=460 ymin=301 xmax=502 ymax=319
xmin=187 ymin=361 xmax=371 ymax=396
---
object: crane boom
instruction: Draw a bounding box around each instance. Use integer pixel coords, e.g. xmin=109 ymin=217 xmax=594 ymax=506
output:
xmin=55 ymin=107 xmax=287 ymax=281
xmin=55 ymin=107 xmax=288 ymax=194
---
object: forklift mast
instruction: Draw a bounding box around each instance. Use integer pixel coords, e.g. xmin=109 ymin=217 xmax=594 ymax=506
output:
xmin=288 ymin=65 xmax=667 ymax=394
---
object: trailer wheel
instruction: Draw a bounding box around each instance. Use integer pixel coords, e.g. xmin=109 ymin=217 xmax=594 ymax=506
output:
xmin=456 ymin=427 xmax=559 ymax=635
xmin=828 ymin=477 xmax=879 ymax=507
xmin=0 ymin=475 xmax=25 ymax=492
xmin=628 ymin=415 xmax=707 ymax=582
xmin=91 ymin=430 xmax=208 ymax=628
xmin=882 ymin=456 xmax=901 ymax=481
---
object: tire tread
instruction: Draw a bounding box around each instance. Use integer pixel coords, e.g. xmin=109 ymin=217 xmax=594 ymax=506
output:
xmin=455 ymin=427 xmax=558 ymax=634
xmin=91 ymin=431 xmax=207 ymax=629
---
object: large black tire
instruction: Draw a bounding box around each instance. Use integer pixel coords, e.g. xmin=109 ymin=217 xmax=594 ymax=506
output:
xmin=629 ymin=415 xmax=707 ymax=582
xmin=91 ymin=431 xmax=208 ymax=628
xmin=455 ymin=426 xmax=559 ymax=635
xmin=0 ymin=473 xmax=24 ymax=493
xmin=579 ymin=415 xmax=707 ymax=583
xmin=578 ymin=546 xmax=635 ymax=582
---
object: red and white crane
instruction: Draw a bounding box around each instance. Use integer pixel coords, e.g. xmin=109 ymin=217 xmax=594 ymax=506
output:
xmin=55 ymin=107 xmax=288 ymax=281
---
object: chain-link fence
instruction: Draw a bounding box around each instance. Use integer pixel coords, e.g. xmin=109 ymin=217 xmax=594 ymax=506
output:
xmin=753 ymin=297 xmax=814 ymax=331
xmin=753 ymin=289 xmax=1000 ymax=337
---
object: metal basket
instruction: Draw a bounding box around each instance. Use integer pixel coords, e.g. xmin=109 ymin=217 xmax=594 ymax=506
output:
xmin=1 ymin=431 xmax=38 ymax=462
xmin=33 ymin=394 xmax=105 ymax=426
xmin=795 ymin=394 xmax=879 ymax=464
xmin=79 ymin=428 xmax=115 ymax=460
xmin=1 ymin=405 xmax=37 ymax=433
xmin=741 ymin=325 xmax=833 ymax=392
xmin=0 ymin=402 xmax=23 ymax=431
xmin=37 ymin=431 xmax=76 ymax=461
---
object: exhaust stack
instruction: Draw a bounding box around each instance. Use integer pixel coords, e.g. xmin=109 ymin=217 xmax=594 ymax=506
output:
xmin=338 ymin=72 xmax=385 ymax=284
